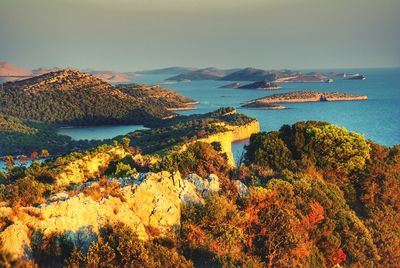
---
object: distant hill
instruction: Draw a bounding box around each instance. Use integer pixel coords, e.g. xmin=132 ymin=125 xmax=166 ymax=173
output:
xmin=136 ymin=67 xmax=197 ymax=75
xmin=220 ymin=67 xmax=278 ymax=81
xmin=0 ymin=69 xmax=196 ymax=126
xmin=88 ymin=70 xmax=139 ymax=83
xmin=238 ymin=81 xmax=282 ymax=90
xmin=0 ymin=61 xmax=140 ymax=83
xmin=166 ymin=67 xmax=228 ymax=81
xmin=221 ymin=68 xmax=344 ymax=82
xmin=0 ymin=61 xmax=32 ymax=82
xmin=0 ymin=61 xmax=32 ymax=77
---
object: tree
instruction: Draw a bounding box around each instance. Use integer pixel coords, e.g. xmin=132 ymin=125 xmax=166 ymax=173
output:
xmin=40 ymin=149 xmax=50 ymax=158
xmin=307 ymin=124 xmax=370 ymax=173
xmin=3 ymin=155 xmax=14 ymax=166
xmin=121 ymin=137 xmax=131 ymax=149
xmin=30 ymin=151 xmax=39 ymax=160
xmin=245 ymin=132 xmax=294 ymax=171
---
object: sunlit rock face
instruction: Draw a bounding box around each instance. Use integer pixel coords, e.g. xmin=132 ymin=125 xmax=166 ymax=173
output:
xmin=183 ymin=119 xmax=260 ymax=167
xmin=0 ymin=171 xmax=219 ymax=260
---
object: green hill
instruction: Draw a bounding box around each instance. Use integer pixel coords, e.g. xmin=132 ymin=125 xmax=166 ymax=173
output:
xmin=0 ymin=69 xmax=195 ymax=126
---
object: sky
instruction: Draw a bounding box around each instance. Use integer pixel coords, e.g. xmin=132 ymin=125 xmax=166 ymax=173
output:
xmin=0 ymin=0 xmax=399 ymax=71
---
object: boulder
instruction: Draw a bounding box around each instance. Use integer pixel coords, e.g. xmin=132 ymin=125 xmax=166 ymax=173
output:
xmin=234 ymin=180 xmax=249 ymax=198
xmin=186 ymin=173 xmax=220 ymax=197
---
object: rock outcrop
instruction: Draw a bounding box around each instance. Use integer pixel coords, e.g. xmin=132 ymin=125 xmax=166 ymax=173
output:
xmin=193 ymin=120 xmax=260 ymax=166
xmin=186 ymin=174 xmax=220 ymax=198
xmin=0 ymin=171 xmax=220 ymax=260
xmin=55 ymin=146 xmax=128 ymax=187
xmin=233 ymin=180 xmax=249 ymax=198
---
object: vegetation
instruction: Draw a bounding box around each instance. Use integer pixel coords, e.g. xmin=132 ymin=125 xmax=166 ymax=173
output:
xmin=122 ymin=107 xmax=254 ymax=155
xmin=116 ymin=83 xmax=196 ymax=109
xmin=245 ymin=121 xmax=371 ymax=175
xmin=0 ymin=120 xmax=398 ymax=267
xmin=0 ymin=106 xmax=254 ymax=157
xmin=0 ymin=119 xmax=107 ymax=156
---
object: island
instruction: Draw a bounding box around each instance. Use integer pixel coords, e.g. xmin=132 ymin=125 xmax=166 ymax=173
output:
xmin=136 ymin=66 xmax=197 ymax=75
xmin=166 ymin=67 xmax=226 ymax=81
xmin=241 ymin=90 xmax=368 ymax=109
xmin=238 ymin=81 xmax=282 ymax=90
xmin=346 ymin=74 xmax=366 ymax=80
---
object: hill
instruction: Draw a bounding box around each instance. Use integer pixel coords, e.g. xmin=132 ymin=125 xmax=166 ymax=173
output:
xmin=0 ymin=113 xmax=37 ymax=135
xmin=0 ymin=61 xmax=32 ymax=77
xmin=116 ymin=83 xmax=198 ymax=110
xmin=220 ymin=67 xmax=279 ymax=81
xmin=88 ymin=70 xmax=139 ymax=83
xmin=0 ymin=69 xmax=197 ymax=126
xmin=166 ymin=67 xmax=227 ymax=81
xmin=0 ymin=61 xmax=32 ymax=82
xmin=220 ymin=68 xmax=345 ymax=82
xmin=238 ymin=81 xmax=282 ymax=90
xmin=136 ymin=67 xmax=197 ymax=75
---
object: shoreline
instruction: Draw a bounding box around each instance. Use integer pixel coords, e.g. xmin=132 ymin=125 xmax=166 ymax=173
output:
xmin=240 ymin=105 xmax=287 ymax=110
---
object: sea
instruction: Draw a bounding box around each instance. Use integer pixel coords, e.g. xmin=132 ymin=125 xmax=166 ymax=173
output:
xmin=1 ymin=68 xmax=399 ymax=170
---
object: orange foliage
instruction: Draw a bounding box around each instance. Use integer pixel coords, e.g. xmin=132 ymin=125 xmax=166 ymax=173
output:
xmin=328 ymin=248 xmax=347 ymax=266
xmin=307 ymin=202 xmax=325 ymax=226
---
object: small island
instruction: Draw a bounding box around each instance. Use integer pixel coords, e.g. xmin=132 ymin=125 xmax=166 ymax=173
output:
xmin=241 ymin=90 xmax=368 ymax=109
xmin=346 ymin=74 xmax=366 ymax=80
xmin=220 ymin=81 xmax=282 ymax=90
xmin=238 ymin=81 xmax=282 ymax=90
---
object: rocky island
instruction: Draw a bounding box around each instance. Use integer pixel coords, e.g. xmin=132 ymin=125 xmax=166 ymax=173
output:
xmin=242 ymin=90 xmax=368 ymax=109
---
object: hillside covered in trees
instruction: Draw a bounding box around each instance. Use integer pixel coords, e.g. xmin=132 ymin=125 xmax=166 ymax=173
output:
xmin=0 ymin=107 xmax=255 ymax=158
xmin=0 ymin=69 xmax=196 ymax=126
xmin=0 ymin=113 xmax=106 ymax=156
xmin=0 ymin=119 xmax=398 ymax=267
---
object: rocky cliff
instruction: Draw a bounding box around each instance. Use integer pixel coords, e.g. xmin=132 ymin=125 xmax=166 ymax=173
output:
xmin=0 ymin=171 xmax=220 ymax=260
xmin=54 ymin=146 xmax=128 ymax=187
xmin=182 ymin=120 xmax=260 ymax=166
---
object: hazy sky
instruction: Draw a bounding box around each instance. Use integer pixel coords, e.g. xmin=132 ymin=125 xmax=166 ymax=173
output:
xmin=0 ymin=0 xmax=399 ymax=71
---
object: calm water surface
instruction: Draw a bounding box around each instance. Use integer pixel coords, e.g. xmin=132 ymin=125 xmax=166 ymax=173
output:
xmin=57 ymin=125 xmax=147 ymax=140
